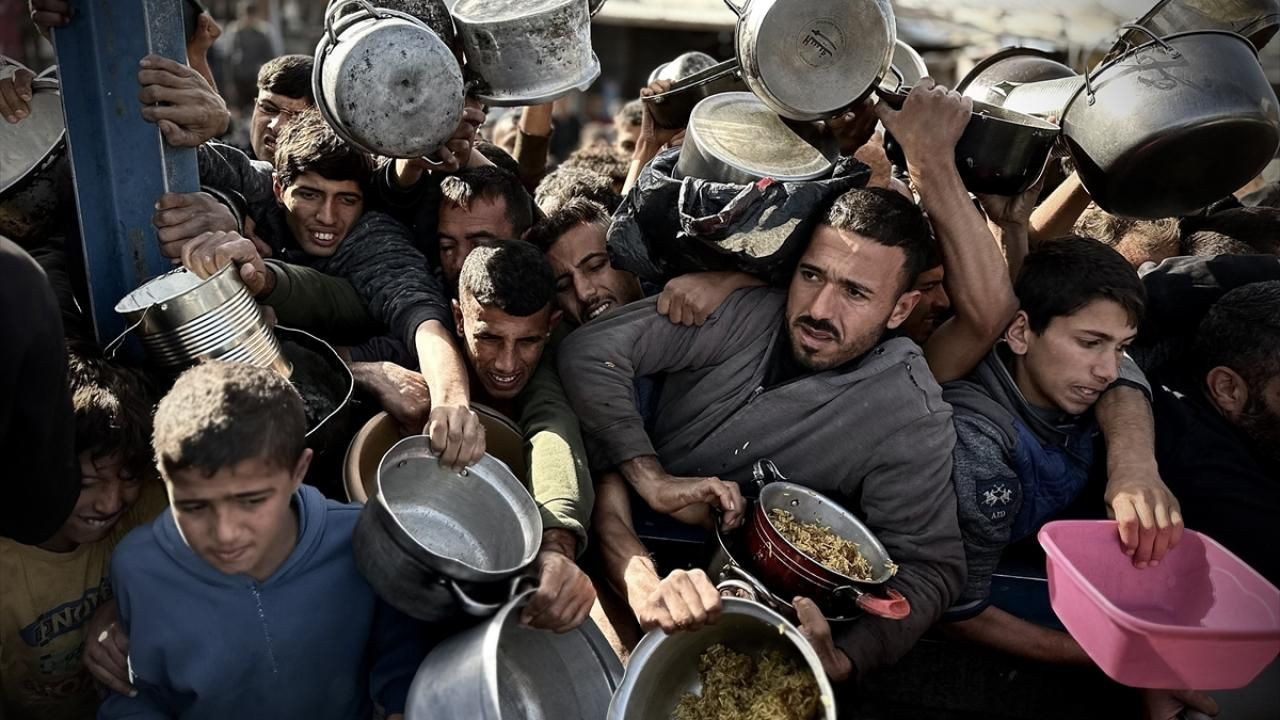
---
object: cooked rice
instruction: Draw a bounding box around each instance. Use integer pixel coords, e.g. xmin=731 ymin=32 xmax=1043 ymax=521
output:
xmin=672 ymin=644 xmax=820 ymax=720
xmin=768 ymin=508 xmax=882 ymax=582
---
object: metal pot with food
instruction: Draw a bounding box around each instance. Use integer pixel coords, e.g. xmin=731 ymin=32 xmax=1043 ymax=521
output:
xmin=675 ymin=92 xmax=835 ymax=185
xmin=313 ymin=0 xmax=465 ymax=158
xmin=725 ymin=0 xmax=896 ymax=121
xmin=452 ymin=0 xmax=601 ymax=106
xmin=1059 ymin=27 xmax=1280 ymax=218
xmin=608 ymin=596 xmax=837 ymax=720
xmin=406 ymin=589 xmax=622 ymax=720
xmin=352 ymin=435 xmax=543 ymax=622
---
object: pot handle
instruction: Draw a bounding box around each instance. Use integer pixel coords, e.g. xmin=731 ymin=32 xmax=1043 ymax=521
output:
xmin=751 ymin=459 xmax=787 ymax=489
xmin=718 ymin=564 xmax=780 ymax=607
xmin=322 ymin=0 xmax=383 ymax=51
xmin=851 ymin=587 xmax=910 ymax=620
xmin=447 ymin=574 xmax=535 ymax=617
xmin=716 ymin=579 xmax=760 ymax=601
xmin=721 ymin=0 xmax=747 ymax=16
xmin=1116 ymin=24 xmax=1181 ymax=58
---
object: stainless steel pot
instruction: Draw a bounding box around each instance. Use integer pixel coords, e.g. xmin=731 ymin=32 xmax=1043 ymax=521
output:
xmin=648 ymin=51 xmax=719 ymax=85
xmin=643 ymin=59 xmax=749 ymax=130
xmin=607 ymin=597 xmax=837 ymax=720
xmin=453 ymin=0 xmax=601 ymax=106
xmin=314 ymin=0 xmax=464 ymax=158
xmin=1060 ymin=27 xmax=1280 ymax=218
xmin=725 ymin=0 xmax=896 ymax=120
xmin=879 ymin=39 xmax=928 ymax=92
xmin=406 ymin=589 xmax=623 ymax=720
xmin=0 ymin=69 xmax=68 ymax=244
xmin=1112 ymin=0 xmax=1280 ymax=52
xmin=675 ymin=92 xmax=834 ymax=184
xmin=957 ymin=47 xmax=1078 ymax=111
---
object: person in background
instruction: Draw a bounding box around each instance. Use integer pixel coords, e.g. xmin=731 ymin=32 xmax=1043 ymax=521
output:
xmin=221 ymin=1 xmax=283 ymax=113
xmin=245 ymin=54 xmax=314 ymax=163
xmin=1 ymin=356 xmax=164 ymax=720
xmin=1153 ymin=281 xmax=1280 ymax=584
xmin=613 ymin=99 xmax=644 ymax=156
xmin=99 ymin=362 xmax=423 ymax=720
xmin=435 ymin=166 xmax=536 ymax=294
xmin=1074 ymin=204 xmax=1180 ymax=269
xmin=534 ymin=168 xmax=622 ymax=215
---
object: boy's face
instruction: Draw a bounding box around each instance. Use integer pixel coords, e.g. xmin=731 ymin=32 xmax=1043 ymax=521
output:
xmin=58 ymin=452 xmax=144 ymax=547
xmin=1009 ymin=299 xmax=1138 ymax=415
xmin=166 ymin=451 xmax=312 ymax=582
xmin=452 ymin=291 xmax=558 ymax=400
xmin=273 ymin=172 xmax=363 ymax=258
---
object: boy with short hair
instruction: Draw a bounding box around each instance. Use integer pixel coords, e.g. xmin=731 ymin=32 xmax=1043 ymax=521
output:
xmin=1 ymin=356 xmax=164 ymax=720
xmin=98 ymin=362 xmax=421 ymax=720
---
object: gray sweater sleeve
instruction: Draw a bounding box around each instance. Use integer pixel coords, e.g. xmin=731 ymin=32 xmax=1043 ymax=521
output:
xmin=313 ymin=211 xmax=453 ymax=360
xmin=196 ymin=143 xmax=277 ymax=230
xmin=944 ymin=413 xmax=1020 ymax=621
xmin=558 ymin=288 xmax=779 ymax=465
xmin=833 ymin=400 xmax=968 ymax=674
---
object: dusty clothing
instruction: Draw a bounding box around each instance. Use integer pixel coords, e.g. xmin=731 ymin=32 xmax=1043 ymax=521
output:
xmin=0 ymin=483 xmax=166 ymax=720
xmin=559 ymin=287 xmax=965 ymax=675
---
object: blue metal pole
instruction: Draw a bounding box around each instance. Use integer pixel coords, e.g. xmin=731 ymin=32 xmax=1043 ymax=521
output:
xmin=53 ymin=0 xmax=201 ymax=345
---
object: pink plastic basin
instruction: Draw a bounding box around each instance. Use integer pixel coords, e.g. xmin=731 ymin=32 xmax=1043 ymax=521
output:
xmin=1039 ymin=520 xmax=1280 ymax=690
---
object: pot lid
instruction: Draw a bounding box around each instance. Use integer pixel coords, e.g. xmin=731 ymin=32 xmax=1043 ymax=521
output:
xmin=453 ymin=0 xmax=570 ymax=21
xmin=0 ymin=90 xmax=63 ymax=190
xmin=114 ymin=267 xmax=212 ymax=315
xmin=686 ymin=92 xmax=833 ymax=181
xmin=741 ymin=0 xmax=896 ymax=118
xmin=880 ymin=39 xmax=928 ymax=92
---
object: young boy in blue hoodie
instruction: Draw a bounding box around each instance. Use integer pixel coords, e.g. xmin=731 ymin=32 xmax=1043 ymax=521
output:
xmin=940 ymin=237 xmax=1216 ymax=717
xmin=98 ymin=362 xmax=422 ymax=720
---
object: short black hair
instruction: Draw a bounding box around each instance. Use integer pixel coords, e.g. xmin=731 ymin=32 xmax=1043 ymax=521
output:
xmin=1194 ymin=281 xmax=1280 ymax=391
xmin=561 ymin=146 xmax=629 ymax=187
xmin=616 ymin=99 xmax=644 ymax=127
xmin=1181 ymin=230 xmax=1257 ymax=257
xmin=534 ymin=167 xmax=622 ymax=215
xmin=256 ymin=54 xmax=315 ymax=103
xmin=474 ymin=140 xmax=520 ymax=177
xmin=459 ymin=240 xmax=555 ymax=317
xmin=1182 ymin=207 xmax=1280 ymax=255
xmin=68 ymin=354 xmax=157 ymax=481
xmin=273 ymin=108 xmax=374 ymax=190
xmin=525 ymin=198 xmax=611 ymax=253
xmin=153 ymin=362 xmax=306 ymax=480
xmin=439 ymin=165 xmax=534 ymax=235
xmin=1014 ymin=235 xmax=1146 ymax=334
xmin=821 ymin=187 xmax=935 ymax=294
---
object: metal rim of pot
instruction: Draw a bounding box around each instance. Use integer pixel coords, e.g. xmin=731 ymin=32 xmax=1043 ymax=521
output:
xmin=724 ymin=0 xmax=897 ymax=121
xmin=1108 ymin=0 xmax=1280 ymax=54
xmin=954 ymin=46 xmax=1077 ymax=103
xmin=0 ymin=59 xmax=65 ymax=201
xmin=675 ymin=92 xmax=835 ymax=185
xmin=313 ymin=0 xmax=463 ymax=161
xmin=642 ymin=59 xmax=747 ymax=130
xmin=407 ymin=588 xmax=624 ymax=720
xmin=372 ymin=434 xmax=543 ymax=584
xmin=606 ymin=596 xmax=837 ymax=720
xmin=273 ymin=325 xmax=353 ymax=439
xmin=878 ymin=39 xmax=928 ymax=92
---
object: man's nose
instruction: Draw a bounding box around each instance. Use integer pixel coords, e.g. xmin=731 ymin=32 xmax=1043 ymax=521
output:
xmin=808 ymin=282 xmax=839 ymax=320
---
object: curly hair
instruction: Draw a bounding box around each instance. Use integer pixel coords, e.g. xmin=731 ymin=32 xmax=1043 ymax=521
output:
xmin=272 ymin=108 xmax=374 ymax=190
xmin=68 ymin=354 xmax=158 ymax=481
xmin=458 ymin=240 xmax=555 ymax=317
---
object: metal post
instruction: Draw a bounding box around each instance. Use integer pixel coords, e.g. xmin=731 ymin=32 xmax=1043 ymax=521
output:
xmin=53 ymin=0 xmax=201 ymax=344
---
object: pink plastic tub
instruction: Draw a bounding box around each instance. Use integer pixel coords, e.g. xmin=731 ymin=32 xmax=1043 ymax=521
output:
xmin=1039 ymin=520 xmax=1280 ymax=689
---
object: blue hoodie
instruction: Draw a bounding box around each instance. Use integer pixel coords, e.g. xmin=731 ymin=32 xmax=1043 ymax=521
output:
xmin=98 ymin=485 xmax=422 ymax=719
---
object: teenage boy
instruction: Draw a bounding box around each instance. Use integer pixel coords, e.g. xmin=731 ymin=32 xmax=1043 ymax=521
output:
xmin=99 ymin=362 xmax=422 ymax=719
xmin=1 ymin=356 xmax=163 ymax=720
xmin=940 ymin=237 xmax=1214 ymax=718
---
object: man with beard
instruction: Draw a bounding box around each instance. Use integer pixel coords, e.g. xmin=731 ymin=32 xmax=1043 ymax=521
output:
xmin=1153 ymin=281 xmax=1280 ymax=584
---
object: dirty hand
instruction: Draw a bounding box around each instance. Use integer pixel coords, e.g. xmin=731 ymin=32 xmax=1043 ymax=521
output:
xmin=874 ymin=78 xmax=971 ymax=174
xmin=825 ymin=98 xmax=878 ymax=156
xmin=1105 ymin=465 xmax=1184 ymax=568
xmin=83 ymin=599 xmax=135 ymax=697
xmin=426 ymin=403 xmax=486 ymax=471
xmin=1140 ymin=689 xmax=1218 ymax=720
xmin=394 ymin=105 xmax=486 ymax=185
xmin=637 ymin=79 xmax=679 ymax=153
xmin=30 ymin=0 xmax=71 ymax=36
xmin=522 ymin=530 xmax=595 ymax=633
xmin=978 ymin=172 xmax=1046 ymax=223
xmin=657 ymin=271 xmax=761 ymax=327
xmin=154 ymin=192 xmax=240 ymax=259
xmin=352 ymin=361 xmax=432 ymax=435
xmin=181 ymin=230 xmax=271 ymax=297
xmin=0 ymin=66 xmax=35 ymax=124
xmin=622 ymin=457 xmax=745 ymax=530
xmin=634 ymin=568 xmax=723 ymax=633
xmin=852 ymin=133 xmax=896 ymax=191
xmin=137 ymin=55 xmax=230 ymax=146
xmin=795 ymin=597 xmax=853 ymax=682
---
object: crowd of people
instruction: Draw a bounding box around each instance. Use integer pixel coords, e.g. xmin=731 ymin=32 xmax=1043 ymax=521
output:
xmin=1 ymin=1 xmax=1278 ymax=719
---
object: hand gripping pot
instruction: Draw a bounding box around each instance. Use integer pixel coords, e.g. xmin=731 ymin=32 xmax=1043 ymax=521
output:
xmin=352 ymin=435 xmax=543 ymax=623
xmin=452 ymin=0 xmax=602 ymax=106
xmin=0 ymin=64 xmax=68 ymax=244
xmin=314 ymin=0 xmax=464 ymax=158
xmin=725 ymin=0 xmax=896 ymax=120
xmin=607 ymin=597 xmax=837 ymax=720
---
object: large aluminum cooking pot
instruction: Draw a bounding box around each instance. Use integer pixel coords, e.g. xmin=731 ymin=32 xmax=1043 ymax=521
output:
xmin=453 ymin=0 xmax=601 ymax=106
xmin=314 ymin=0 xmax=464 ymax=158
xmin=643 ymin=59 xmax=749 ymax=130
xmin=725 ymin=0 xmax=896 ymax=121
xmin=878 ymin=39 xmax=928 ymax=92
xmin=1060 ymin=27 xmax=1280 ymax=218
xmin=0 ymin=68 xmax=69 ymax=245
xmin=957 ymin=47 xmax=1078 ymax=111
xmin=675 ymin=92 xmax=834 ymax=184
xmin=607 ymin=596 xmax=837 ymax=720
xmin=1112 ymin=0 xmax=1280 ymax=52
xmin=648 ymin=51 xmax=719 ymax=85
xmin=406 ymin=589 xmax=622 ymax=720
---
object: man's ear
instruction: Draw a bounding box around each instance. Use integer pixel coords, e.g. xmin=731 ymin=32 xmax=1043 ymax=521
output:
xmin=548 ymin=308 xmax=562 ymax=334
xmin=290 ymin=448 xmax=314 ymax=492
xmin=1205 ymin=366 xmax=1249 ymax=420
xmin=272 ymin=173 xmax=285 ymax=206
xmin=885 ymin=290 xmax=922 ymax=330
xmin=1005 ymin=311 xmax=1032 ymax=356
xmin=451 ymin=299 xmax=464 ymax=338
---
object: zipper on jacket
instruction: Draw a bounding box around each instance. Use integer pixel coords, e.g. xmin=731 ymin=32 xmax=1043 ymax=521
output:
xmin=249 ymin=583 xmax=280 ymax=675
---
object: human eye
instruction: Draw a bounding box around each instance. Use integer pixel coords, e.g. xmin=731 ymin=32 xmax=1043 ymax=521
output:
xmin=259 ymin=101 xmax=280 ymax=116
xmin=176 ymin=502 xmax=208 ymax=513
xmin=340 ymin=195 xmax=361 ymax=206
xmin=587 ymin=257 xmax=608 ymax=273
xmin=799 ymin=269 xmax=818 ymax=282
xmin=1078 ymin=337 xmax=1102 ymax=349
xmin=844 ymin=286 xmax=864 ymax=299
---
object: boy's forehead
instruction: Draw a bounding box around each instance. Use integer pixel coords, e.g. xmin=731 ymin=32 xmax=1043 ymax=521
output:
xmin=1049 ymin=298 xmax=1139 ymax=339
xmin=166 ymin=457 xmax=292 ymax=499
xmin=290 ymin=172 xmax=362 ymax=197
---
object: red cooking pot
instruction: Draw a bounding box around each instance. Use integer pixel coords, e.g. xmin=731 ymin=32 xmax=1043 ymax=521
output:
xmin=739 ymin=463 xmax=909 ymax=621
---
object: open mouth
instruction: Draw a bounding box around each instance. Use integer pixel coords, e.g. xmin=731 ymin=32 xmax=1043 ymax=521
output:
xmin=309 ymin=230 xmax=339 ymax=248
xmin=212 ymin=546 xmax=250 ymax=564
xmin=79 ymin=512 xmax=122 ymax=530
xmin=487 ymin=371 xmax=522 ymax=391
xmin=586 ymin=301 xmax=613 ymax=321
xmin=1072 ymin=385 xmax=1104 ymax=403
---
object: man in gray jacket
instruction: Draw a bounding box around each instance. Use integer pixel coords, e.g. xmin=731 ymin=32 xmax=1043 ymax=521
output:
xmin=560 ymin=185 xmax=966 ymax=681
